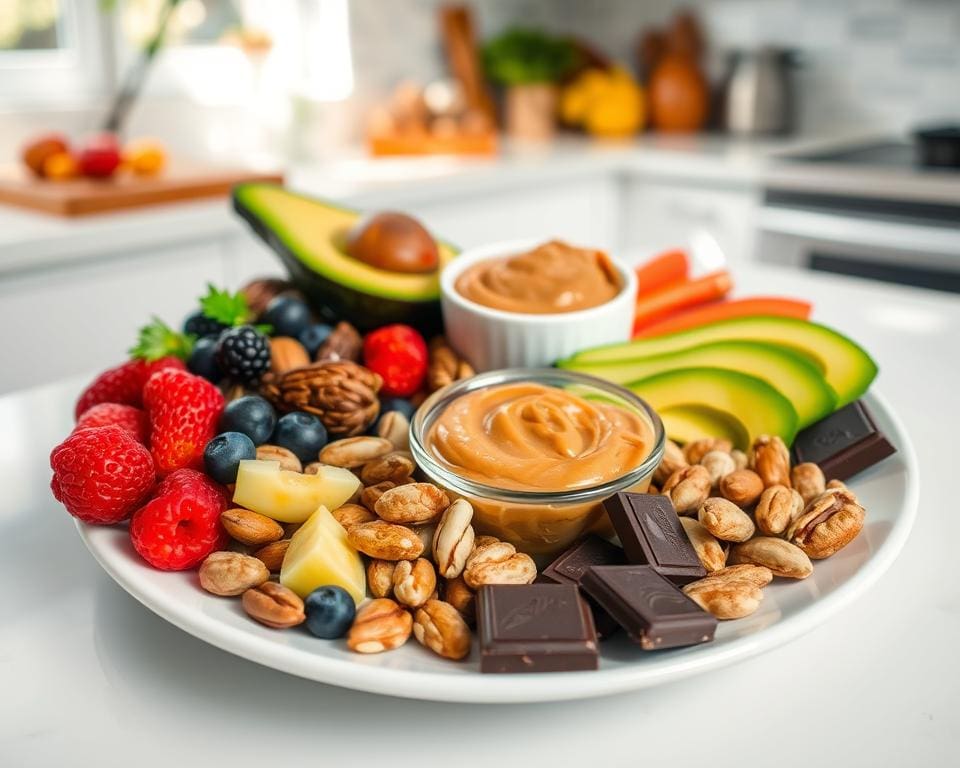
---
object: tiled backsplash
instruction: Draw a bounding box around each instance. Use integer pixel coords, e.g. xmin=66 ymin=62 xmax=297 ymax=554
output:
xmin=350 ymin=0 xmax=960 ymax=136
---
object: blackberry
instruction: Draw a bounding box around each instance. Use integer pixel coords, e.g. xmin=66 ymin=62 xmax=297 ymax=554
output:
xmin=215 ymin=325 xmax=271 ymax=383
xmin=183 ymin=310 xmax=227 ymax=339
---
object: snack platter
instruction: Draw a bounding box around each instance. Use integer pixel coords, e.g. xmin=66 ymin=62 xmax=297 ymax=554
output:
xmin=53 ymin=184 xmax=918 ymax=702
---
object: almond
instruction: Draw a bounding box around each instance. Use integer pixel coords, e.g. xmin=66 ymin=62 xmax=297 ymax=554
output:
xmin=252 ymin=539 xmax=290 ymax=572
xmin=413 ymin=599 xmax=471 ymax=660
xmin=347 ymin=520 xmax=424 ymax=560
xmin=269 ymin=336 xmax=310 ymax=374
xmin=242 ymin=581 xmax=305 ymax=628
xmin=331 ymin=502 xmax=376 ymax=529
xmin=221 ymin=508 xmax=285 ymax=547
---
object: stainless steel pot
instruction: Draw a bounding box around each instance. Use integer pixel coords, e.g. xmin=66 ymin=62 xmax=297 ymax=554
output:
xmin=722 ymin=47 xmax=796 ymax=136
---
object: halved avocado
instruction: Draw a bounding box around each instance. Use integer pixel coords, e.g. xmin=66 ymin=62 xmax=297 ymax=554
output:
xmin=559 ymin=340 xmax=836 ymax=428
xmin=562 ymin=315 xmax=877 ymax=408
xmin=232 ymin=183 xmax=458 ymax=331
xmin=627 ymin=367 xmax=799 ymax=445
xmin=659 ymin=405 xmax=749 ymax=448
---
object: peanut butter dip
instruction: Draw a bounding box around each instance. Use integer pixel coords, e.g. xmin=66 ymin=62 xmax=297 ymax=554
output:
xmin=455 ymin=240 xmax=621 ymax=314
xmin=425 ymin=382 xmax=654 ymax=492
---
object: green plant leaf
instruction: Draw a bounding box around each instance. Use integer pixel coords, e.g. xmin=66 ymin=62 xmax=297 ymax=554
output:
xmin=482 ymin=28 xmax=579 ymax=85
xmin=130 ymin=317 xmax=195 ymax=361
xmin=199 ymin=283 xmax=253 ymax=327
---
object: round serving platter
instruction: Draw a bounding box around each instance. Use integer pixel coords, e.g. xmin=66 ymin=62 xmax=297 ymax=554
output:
xmin=78 ymin=390 xmax=917 ymax=703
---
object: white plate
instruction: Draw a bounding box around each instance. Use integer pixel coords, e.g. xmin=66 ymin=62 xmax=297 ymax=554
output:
xmin=77 ymin=390 xmax=918 ymax=703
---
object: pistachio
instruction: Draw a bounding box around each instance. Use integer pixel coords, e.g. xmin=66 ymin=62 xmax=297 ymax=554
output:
xmin=729 ymin=537 xmax=813 ymax=579
xmin=347 ymin=598 xmax=412 ymax=653
xmin=754 ymin=485 xmax=804 ymax=536
xmin=199 ymin=551 xmax=270 ymax=596
xmin=662 ymin=464 xmax=712 ymax=514
xmin=698 ymin=497 xmax=755 ymax=542
xmin=413 ymin=600 xmax=471 ymax=660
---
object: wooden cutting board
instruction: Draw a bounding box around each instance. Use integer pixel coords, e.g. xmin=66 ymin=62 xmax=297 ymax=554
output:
xmin=0 ymin=162 xmax=283 ymax=217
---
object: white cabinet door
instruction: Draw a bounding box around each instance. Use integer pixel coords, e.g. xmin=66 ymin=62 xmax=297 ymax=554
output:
xmin=622 ymin=180 xmax=758 ymax=268
xmin=0 ymin=242 xmax=228 ymax=394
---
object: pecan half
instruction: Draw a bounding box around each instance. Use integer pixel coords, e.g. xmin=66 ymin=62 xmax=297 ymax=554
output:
xmin=432 ymin=498 xmax=475 ymax=578
xmin=682 ymin=564 xmax=772 ymax=620
xmin=754 ymin=485 xmax=804 ymax=536
xmin=662 ymin=464 xmax=712 ymax=514
xmin=427 ymin=336 xmax=475 ymax=392
xmin=414 ymin=599 xmax=471 ymax=660
xmin=393 ymin=558 xmax=437 ymax=608
xmin=375 ymin=483 xmax=450 ymax=524
xmin=347 ymin=598 xmax=412 ymax=653
xmin=242 ymin=582 xmax=305 ymax=628
xmin=463 ymin=540 xmax=536 ymax=588
xmin=347 ymin=520 xmax=424 ymax=560
xmin=199 ymin=551 xmax=270 ymax=596
xmin=751 ymin=434 xmax=792 ymax=488
xmin=788 ymin=492 xmax=865 ymax=559
xmin=729 ymin=537 xmax=813 ymax=579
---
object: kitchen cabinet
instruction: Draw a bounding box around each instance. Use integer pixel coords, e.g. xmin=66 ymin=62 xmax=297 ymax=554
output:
xmin=621 ymin=179 xmax=759 ymax=266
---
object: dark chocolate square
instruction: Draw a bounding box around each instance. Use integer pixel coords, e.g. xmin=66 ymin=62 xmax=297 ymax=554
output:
xmin=581 ymin=565 xmax=716 ymax=651
xmin=603 ymin=492 xmax=706 ymax=585
xmin=792 ymin=400 xmax=896 ymax=481
xmin=478 ymin=584 xmax=599 ymax=673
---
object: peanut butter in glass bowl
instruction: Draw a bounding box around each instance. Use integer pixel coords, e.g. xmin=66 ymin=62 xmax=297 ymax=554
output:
xmin=410 ymin=369 xmax=665 ymax=557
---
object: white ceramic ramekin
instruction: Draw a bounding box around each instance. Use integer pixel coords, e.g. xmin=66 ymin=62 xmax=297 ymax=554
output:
xmin=440 ymin=238 xmax=637 ymax=371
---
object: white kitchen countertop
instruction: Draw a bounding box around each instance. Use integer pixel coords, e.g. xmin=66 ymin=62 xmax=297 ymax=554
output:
xmin=2 ymin=265 xmax=957 ymax=767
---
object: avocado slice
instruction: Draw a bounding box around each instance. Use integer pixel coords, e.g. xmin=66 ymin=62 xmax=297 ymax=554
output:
xmin=559 ymin=340 xmax=836 ymax=428
xmin=659 ymin=405 xmax=750 ymax=448
xmin=627 ymin=367 xmax=799 ymax=446
xmin=233 ymin=183 xmax=458 ymax=331
xmin=562 ymin=315 xmax=877 ymax=408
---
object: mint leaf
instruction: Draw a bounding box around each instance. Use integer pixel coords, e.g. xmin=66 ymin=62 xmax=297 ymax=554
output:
xmin=130 ymin=317 xmax=195 ymax=361
xmin=199 ymin=283 xmax=253 ymax=326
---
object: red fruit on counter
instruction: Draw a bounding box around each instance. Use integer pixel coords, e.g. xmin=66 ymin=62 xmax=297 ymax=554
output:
xmin=78 ymin=133 xmax=121 ymax=178
xmin=74 ymin=403 xmax=149 ymax=444
xmin=22 ymin=133 xmax=69 ymax=177
xmin=74 ymin=356 xmax=186 ymax=419
xmin=129 ymin=469 xmax=229 ymax=570
xmin=50 ymin=425 xmax=156 ymax=525
xmin=362 ymin=324 xmax=428 ymax=397
xmin=143 ymin=368 xmax=224 ymax=476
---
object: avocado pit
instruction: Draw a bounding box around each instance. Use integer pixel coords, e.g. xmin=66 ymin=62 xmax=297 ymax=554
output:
xmin=344 ymin=212 xmax=439 ymax=274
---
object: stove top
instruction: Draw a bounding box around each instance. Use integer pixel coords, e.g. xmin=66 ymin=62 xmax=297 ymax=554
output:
xmin=785 ymin=137 xmax=960 ymax=173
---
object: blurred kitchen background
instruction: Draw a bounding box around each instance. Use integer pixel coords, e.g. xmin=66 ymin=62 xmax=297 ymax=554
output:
xmin=1 ymin=0 xmax=958 ymax=392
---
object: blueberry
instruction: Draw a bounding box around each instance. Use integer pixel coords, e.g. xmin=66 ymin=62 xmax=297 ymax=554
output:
xmin=304 ymin=586 xmax=356 ymax=639
xmin=203 ymin=431 xmax=256 ymax=484
xmin=183 ymin=309 xmax=227 ymax=339
xmin=272 ymin=411 xmax=328 ymax=463
xmin=187 ymin=336 xmax=222 ymax=383
xmin=262 ymin=296 xmax=312 ymax=339
xmin=220 ymin=395 xmax=277 ymax=445
xmin=298 ymin=323 xmax=333 ymax=357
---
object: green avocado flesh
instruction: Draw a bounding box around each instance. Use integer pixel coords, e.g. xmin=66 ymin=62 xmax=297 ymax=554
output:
xmin=561 ymin=315 xmax=877 ymax=408
xmin=233 ymin=183 xmax=457 ymax=331
xmin=627 ymin=367 xmax=799 ymax=446
xmin=659 ymin=405 xmax=749 ymax=448
xmin=559 ymin=340 xmax=836 ymax=428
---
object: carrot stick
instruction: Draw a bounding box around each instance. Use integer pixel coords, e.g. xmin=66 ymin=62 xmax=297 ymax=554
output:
xmin=633 ymin=296 xmax=812 ymax=338
xmin=632 ymin=270 xmax=732 ymax=332
xmin=635 ymin=249 xmax=689 ymax=295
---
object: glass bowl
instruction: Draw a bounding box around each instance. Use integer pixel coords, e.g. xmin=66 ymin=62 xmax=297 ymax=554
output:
xmin=409 ymin=368 xmax=665 ymax=558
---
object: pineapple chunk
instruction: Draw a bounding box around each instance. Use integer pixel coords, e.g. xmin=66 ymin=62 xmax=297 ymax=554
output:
xmin=232 ymin=460 xmax=360 ymax=524
xmin=280 ymin=505 xmax=366 ymax=603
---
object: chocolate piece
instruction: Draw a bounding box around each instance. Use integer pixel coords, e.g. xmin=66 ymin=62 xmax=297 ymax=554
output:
xmin=477 ymin=584 xmax=598 ymax=673
xmin=582 ymin=565 xmax=717 ymax=650
xmin=540 ymin=535 xmax=626 ymax=638
xmin=603 ymin=492 xmax=706 ymax=585
xmin=792 ymin=400 xmax=896 ymax=481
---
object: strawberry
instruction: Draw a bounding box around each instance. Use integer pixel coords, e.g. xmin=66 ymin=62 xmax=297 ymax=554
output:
xmin=74 ymin=403 xmax=149 ymax=444
xmin=129 ymin=469 xmax=228 ymax=570
xmin=74 ymin=357 xmax=185 ymax=419
xmin=50 ymin=425 xmax=155 ymax=525
xmin=143 ymin=368 xmax=224 ymax=475
xmin=362 ymin=324 xmax=428 ymax=397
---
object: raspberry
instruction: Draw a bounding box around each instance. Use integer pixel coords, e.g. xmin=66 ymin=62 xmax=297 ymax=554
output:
xmin=143 ymin=368 xmax=225 ymax=475
xmin=74 ymin=403 xmax=149 ymax=444
xmin=129 ymin=469 xmax=229 ymax=570
xmin=74 ymin=356 xmax=185 ymax=419
xmin=50 ymin=426 xmax=155 ymax=525
xmin=362 ymin=324 xmax=428 ymax=397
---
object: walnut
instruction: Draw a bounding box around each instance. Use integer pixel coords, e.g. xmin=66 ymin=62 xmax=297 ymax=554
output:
xmin=260 ymin=360 xmax=382 ymax=437
xmin=427 ymin=336 xmax=475 ymax=392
